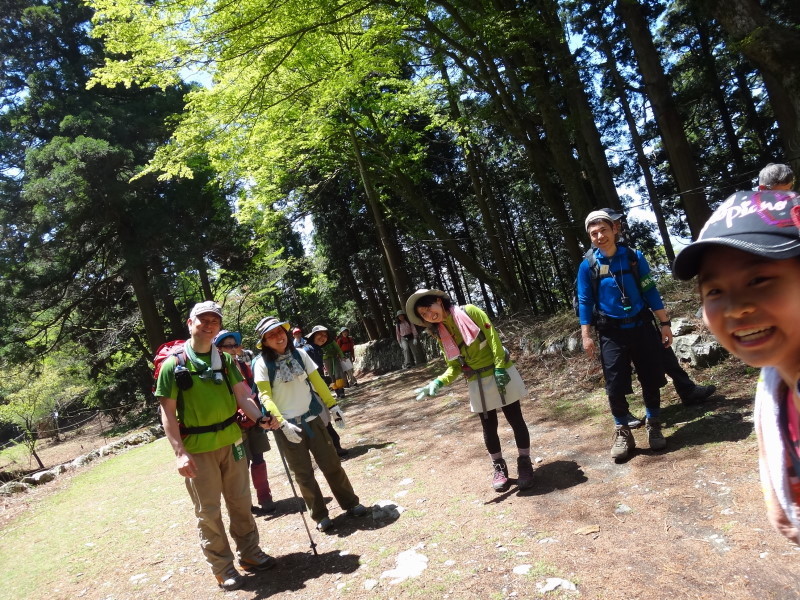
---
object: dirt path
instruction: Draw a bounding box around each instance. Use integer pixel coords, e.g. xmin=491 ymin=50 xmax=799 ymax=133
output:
xmin=4 ymin=356 xmax=800 ymax=599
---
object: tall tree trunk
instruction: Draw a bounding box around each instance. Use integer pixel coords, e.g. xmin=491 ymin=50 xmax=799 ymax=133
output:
xmin=126 ymin=261 xmax=165 ymax=354
xmin=416 ymin=9 xmax=584 ymax=264
xmin=340 ymin=262 xmax=373 ymax=340
xmin=733 ymin=65 xmax=772 ymax=162
xmin=197 ymin=261 xmax=213 ymax=300
xmin=535 ymin=0 xmax=623 ymax=209
xmin=437 ymin=59 xmax=525 ymax=310
xmin=354 ymin=257 xmax=390 ymax=339
xmin=384 ymin=167 xmax=511 ymax=292
xmin=694 ymin=18 xmax=746 ymax=175
xmin=349 ymin=128 xmax=414 ymax=305
xmin=705 ymin=0 xmax=800 ymax=176
xmin=616 ymin=0 xmax=711 ymax=238
xmin=594 ymin=22 xmax=676 ymax=263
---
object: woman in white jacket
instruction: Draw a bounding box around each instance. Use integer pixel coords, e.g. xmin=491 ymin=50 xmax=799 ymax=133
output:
xmin=251 ymin=317 xmax=367 ymax=533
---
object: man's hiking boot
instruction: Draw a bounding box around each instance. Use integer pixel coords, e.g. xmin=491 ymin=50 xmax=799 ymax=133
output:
xmin=492 ymin=459 xmax=510 ymax=492
xmin=239 ymin=548 xmax=276 ymax=572
xmin=611 ymin=425 xmax=635 ymax=461
xmin=680 ymin=384 xmax=716 ymax=405
xmin=625 ymin=413 xmax=643 ymax=429
xmin=216 ymin=565 xmax=244 ymax=591
xmin=516 ymin=456 xmax=535 ymax=490
xmin=646 ymin=418 xmax=667 ymax=451
xmin=317 ymin=517 xmax=333 ymax=532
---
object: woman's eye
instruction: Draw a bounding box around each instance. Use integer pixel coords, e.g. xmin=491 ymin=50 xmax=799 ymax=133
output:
xmin=748 ymin=276 xmax=771 ymax=286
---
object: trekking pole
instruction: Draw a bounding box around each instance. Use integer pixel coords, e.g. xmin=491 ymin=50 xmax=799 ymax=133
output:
xmin=268 ymin=425 xmax=318 ymax=556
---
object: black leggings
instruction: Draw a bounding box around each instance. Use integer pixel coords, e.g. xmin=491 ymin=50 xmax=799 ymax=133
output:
xmin=478 ymin=400 xmax=530 ymax=455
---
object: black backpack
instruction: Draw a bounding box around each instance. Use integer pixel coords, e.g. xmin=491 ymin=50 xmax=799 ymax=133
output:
xmin=573 ymin=246 xmax=642 ymax=322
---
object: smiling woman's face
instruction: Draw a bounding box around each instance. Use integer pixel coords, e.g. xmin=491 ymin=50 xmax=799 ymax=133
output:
xmin=699 ymin=245 xmax=800 ymax=381
xmin=263 ymin=327 xmax=288 ymax=353
xmin=416 ymin=298 xmax=445 ymax=324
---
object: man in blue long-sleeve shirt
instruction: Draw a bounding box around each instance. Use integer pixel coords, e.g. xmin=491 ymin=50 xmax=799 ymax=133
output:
xmin=578 ymin=210 xmax=673 ymax=461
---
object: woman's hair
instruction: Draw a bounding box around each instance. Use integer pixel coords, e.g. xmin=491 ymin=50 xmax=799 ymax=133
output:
xmin=414 ymin=294 xmax=452 ymax=313
xmin=260 ymin=328 xmax=291 ymax=362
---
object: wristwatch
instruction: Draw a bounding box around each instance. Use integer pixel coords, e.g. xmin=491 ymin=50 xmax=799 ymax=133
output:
xmin=660 ymin=320 xmax=672 ymax=327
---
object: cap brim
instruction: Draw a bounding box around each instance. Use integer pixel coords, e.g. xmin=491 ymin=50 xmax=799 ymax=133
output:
xmin=672 ymin=234 xmax=800 ymax=280
xmin=405 ymin=289 xmax=447 ymax=327
xmin=215 ymin=330 xmax=242 ymax=346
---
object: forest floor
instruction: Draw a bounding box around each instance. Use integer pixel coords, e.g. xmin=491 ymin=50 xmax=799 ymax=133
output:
xmin=2 ymin=303 xmax=800 ymax=599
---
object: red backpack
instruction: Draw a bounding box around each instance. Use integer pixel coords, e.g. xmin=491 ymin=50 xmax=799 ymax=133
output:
xmin=151 ymin=340 xmax=187 ymax=394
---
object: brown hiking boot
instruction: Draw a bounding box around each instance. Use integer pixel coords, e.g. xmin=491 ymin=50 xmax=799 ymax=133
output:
xmin=646 ymin=418 xmax=667 ymax=451
xmin=611 ymin=425 xmax=635 ymax=461
xmin=239 ymin=548 xmax=276 ymax=572
xmin=216 ymin=565 xmax=244 ymax=591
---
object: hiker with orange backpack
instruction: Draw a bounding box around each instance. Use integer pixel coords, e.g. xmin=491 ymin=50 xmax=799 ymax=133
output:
xmin=336 ymin=327 xmax=358 ymax=387
xmin=214 ymin=329 xmax=276 ymax=514
xmin=154 ymin=301 xmax=280 ymax=591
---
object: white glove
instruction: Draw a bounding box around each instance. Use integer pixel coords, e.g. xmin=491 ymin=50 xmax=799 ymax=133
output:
xmin=415 ymin=379 xmax=443 ymax=400
xmin=280 ymin=420 xmax=303 ymax=443
xmin=330 ymin=405 xmax=346 ymax=429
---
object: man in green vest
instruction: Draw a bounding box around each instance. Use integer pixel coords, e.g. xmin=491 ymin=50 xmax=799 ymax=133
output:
xmin=156 ymin=301 xmax=280 ymax=591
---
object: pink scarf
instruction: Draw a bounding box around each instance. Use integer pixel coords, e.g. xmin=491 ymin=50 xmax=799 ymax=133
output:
xmin=438 ymin=306 xmax=481 ymax=360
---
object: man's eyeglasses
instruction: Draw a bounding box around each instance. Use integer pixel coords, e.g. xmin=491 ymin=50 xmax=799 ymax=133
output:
xmin=218 ymin=343 xmax=240 ymax=349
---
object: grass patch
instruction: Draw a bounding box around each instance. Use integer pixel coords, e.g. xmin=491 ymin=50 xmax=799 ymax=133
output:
xmin=0 ymin=439 xmax=184 ymax=600
xmin=0 ymin=441 xmax=28 ymax=469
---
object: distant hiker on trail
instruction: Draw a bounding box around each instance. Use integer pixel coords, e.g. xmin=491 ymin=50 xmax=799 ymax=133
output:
xmin=155 ymin=301 xmax=280 ymax=592
xmin=252 ymin=317 xmax=367 ymax=533
xmin=319 ymin=326 xmax=348 ymax=399
xmin=292 ymin=327 xmax=307 ymax=348
xmin=757 ymin=163 xmax=795 ymax=191
xmin=304 ymin=325 xmax=349 ymax=457
xmin=336 ymin=327 xmax=358 ymax=387
xmin=673 ymin=189 xmax=800 ymax=545
xmin=214 ymin=329 xmax=275 ymax=514
xmin=577 ymin=211 xmax=672 ymax=462
xmin=595 ymin=207 xmax=716 ymax=409
xmin=395 ymin=310 xmax=426 ymax=369
xmin=406 ymin=289 xmax=535 ymax=492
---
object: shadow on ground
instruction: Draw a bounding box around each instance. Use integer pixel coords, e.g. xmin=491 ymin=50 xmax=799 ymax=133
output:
xmin=486 ymin=460 xmax=588 ymax=503
xmin=661 ymin=395 xmax=754 ymax=451
xmin=336 ymin=441 xmax=396 ymax=460
xmin=249 ymin=549 xmax=361 ymax=597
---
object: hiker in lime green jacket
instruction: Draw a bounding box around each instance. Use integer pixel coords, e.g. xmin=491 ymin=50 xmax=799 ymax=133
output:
xmin=321 ymin=331 xmax=347 ymax=399
xmin=406 ymin=289 xmax=534 ymax=493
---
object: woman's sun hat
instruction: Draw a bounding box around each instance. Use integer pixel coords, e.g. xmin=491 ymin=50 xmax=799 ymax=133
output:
xmin=308 ymin=325 xmax=330 ymax=343
xmin=254 ymin=317 xmax=290 ymax=348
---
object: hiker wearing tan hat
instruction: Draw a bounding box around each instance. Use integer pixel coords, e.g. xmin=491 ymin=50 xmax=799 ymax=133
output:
xmin=406 ymin=289 xmax=534 ymax=493
xmin=395 ymin=310 xmax=426 ymax=368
